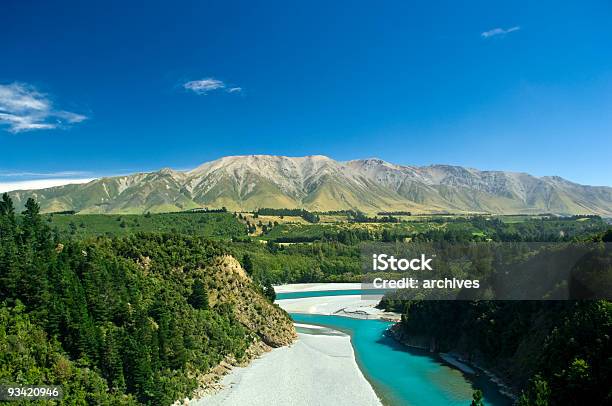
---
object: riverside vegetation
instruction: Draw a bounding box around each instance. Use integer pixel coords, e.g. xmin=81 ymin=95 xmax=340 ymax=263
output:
xmin=384 ymin=300 xmax=611 ymax=405
xmin=1 ymin=194 xmax=610 ymax=405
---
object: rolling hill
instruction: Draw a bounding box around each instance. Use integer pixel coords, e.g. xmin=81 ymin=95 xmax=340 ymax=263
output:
xmin=7 ymin=155 xmax=612 ymax=216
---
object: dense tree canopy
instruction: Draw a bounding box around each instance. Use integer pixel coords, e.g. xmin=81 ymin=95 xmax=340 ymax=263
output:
xmin=0 ymin=194 xmax=269 ymax=405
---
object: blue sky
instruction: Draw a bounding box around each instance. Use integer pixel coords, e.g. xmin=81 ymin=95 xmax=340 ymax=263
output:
xmin=1 ymin=0 xmax=611 ymax=189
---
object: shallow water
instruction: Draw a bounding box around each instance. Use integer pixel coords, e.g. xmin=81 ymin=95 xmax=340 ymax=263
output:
xmin=289 ymin=311 xmax=511 ymax=406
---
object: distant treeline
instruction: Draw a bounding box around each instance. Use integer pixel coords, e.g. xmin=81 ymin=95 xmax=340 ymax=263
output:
xmin=377 ymin=211 xmax=412 ymax=216
xmin=345 ymin=210 xmax=401 ymax=223
xmin=315 ymin=210 xmax=354 ymax=215
xmin=255 ymin=208 xmax=320 ymax=223
xmin=181 ymin=207 xmax=228 ymax=213
xmin=315 ymin=209 xmax=402 ymax=223
xmin=273 ymin=236 xmax=319 ymax=243
xmin=412 ymin=212 xmax=453 ymax=216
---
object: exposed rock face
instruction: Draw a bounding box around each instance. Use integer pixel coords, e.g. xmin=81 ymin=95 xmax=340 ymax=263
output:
xmin=8 ymin=155 xmax=612 ymax=215
xmin=174 ymin=254 xmax=295 ymax=404
xmin=206 ymin=255 xmax=296 ymax=347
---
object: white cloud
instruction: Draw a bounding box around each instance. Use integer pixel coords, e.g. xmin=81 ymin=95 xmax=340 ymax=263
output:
xmin=0 ymin=178 xmax=95 ymax=193
xmin=481 ymin=26 xmax=520 ymax=38
xmin=0 ymin=82 xmax=88 ymax=133
xmin=0 ymin=170 xmax=90 ymax=178
xmin=184 ymin=78 xmax=226 ymax=94
xmin=55 ymin=110 xmax=88 ymax=123
xmin=183 ymin=78 xmax=243 ymax=95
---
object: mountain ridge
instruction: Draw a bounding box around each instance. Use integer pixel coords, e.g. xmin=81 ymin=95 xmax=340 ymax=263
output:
xmin=7 ymin=155 xmax=612 ymax=216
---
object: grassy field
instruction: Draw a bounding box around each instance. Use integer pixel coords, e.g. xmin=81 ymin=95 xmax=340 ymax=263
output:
xmin=237 ymin=213 xmax=310 ymax=235
xmin=44 ymin=211 xmax=247 ymax=239
xmin=316 ymin=214 xmax=351 ymax=223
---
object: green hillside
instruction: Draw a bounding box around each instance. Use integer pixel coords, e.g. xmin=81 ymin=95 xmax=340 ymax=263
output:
xmin=0 ymin=196 xmax=294 ymax=404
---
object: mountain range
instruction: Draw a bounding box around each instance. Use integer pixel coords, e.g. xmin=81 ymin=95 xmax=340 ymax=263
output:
xmin=7 ymin=155 xmax=612 ymax=216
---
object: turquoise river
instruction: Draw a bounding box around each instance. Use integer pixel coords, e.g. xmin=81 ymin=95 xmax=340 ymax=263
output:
xmin=277 ymin=290 xmax=512 ymax=406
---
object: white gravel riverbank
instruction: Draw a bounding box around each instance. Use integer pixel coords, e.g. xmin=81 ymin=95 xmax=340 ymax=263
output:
xmin=275 ymin=284 xmax=400 ymax=320
xmin=192 ymin=330 xmax=381 ymax=406
xmin=277 ymin=294 xmax=383 ymax=317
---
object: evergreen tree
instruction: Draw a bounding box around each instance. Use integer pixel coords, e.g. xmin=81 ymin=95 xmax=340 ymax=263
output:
xmin=101 ymin=325 xmax=126 ymax=392
xmin=262 ymin=279 xmax=276 ymax=302
xmin=22 ymin=197 xmax=41 ymax=234
xmin=0 ymin=195 xmax=17 ymax=287
xmin=16 ymin=197 xmax=52 ymax=316
xmin=518 ymin=374 xmax=550 ymax=406
xmin=470 ymin=389 xmax=484 ymax=406
xmin=189 ymin=279 xmax=209 ymax=309
xmin=0 ymin=192 xmax=16 ymax=219
xmin=242 ymin=253 xmax=254 ymax=275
